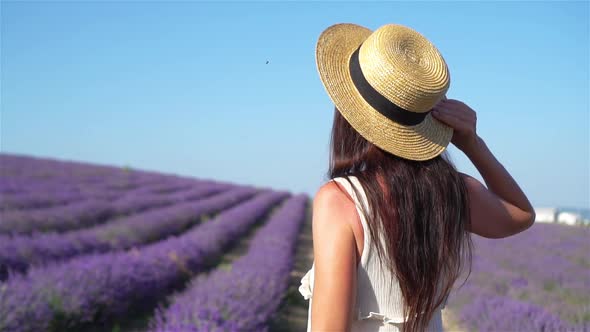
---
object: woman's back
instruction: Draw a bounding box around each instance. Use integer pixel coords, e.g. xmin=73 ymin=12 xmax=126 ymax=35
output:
xmin=299 ymin=175 xmax=448 ymax=332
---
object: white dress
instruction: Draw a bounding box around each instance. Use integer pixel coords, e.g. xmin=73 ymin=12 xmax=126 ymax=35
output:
xmin=298 ymin=175 xmax=448 ymax=332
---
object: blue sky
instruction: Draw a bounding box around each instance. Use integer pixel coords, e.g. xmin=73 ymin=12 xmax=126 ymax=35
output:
xmin=1 ymin=1 xmax=588 ymax=208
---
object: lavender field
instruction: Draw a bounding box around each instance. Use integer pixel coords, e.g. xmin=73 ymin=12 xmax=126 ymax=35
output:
xmin=1 ymin=153 xmax=588 ymax=332
xmin=0 ymin=154 xmax=310 ymax=332
xmin=445 ymin=223 xmax=590 ymax=331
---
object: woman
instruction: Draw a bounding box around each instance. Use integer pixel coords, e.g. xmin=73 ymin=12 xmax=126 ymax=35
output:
xmin=298 ymin=23 xmax=536 ymax=332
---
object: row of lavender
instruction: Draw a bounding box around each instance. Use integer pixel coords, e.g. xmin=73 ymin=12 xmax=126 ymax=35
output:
xmin=0 ymin=153 xmax=220 ymax=187
xmin=0 ymin=153 xmax=234 ymax=235
xmin=0 ymin=178 xmax=206 ymax=211
xmin=447 ymin=222 xmax=590 ymax=331
xmin=150 ymin=194 xmax=309 ymax=332
xmin=0 ymin=154 xmax=261 ymax=279
xmin=0 ymin=154 xmax=224 ymax=209
xmin=0 ymin=189 xmax=295 ymax=331
xmin=1 ymin=153 xmax=312 ymax=332
xmin=0 ymin=181 xmax=231 ymax=235
xmin=0 ymin=186 xmax=258 ymax=280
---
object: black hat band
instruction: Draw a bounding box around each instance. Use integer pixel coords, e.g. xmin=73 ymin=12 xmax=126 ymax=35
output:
xmin=348 ymin=45 xmax=430 ymax=126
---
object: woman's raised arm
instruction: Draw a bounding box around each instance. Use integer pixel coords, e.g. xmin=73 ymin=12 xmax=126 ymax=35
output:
xmin=432 ymin=99 xmax=536 ymax=238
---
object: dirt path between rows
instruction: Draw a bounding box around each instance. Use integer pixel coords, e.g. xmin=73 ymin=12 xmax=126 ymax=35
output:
xmin=269 ymin=200 xmax=314 ymax=331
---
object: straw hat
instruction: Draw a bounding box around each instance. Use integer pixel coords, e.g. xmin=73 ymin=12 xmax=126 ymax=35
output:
xmin=316 ymin=23 xmax=453 ymax=161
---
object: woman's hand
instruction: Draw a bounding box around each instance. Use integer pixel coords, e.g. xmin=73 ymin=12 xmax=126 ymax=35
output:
xmin=431 ymin=97 xmax=481 ymax=154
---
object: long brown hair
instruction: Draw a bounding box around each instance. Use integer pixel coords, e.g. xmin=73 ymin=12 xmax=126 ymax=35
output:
xmin=328 ymin=107 xmax=473 ymax=332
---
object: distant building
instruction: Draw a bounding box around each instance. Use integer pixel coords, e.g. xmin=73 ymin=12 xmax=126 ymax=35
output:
xmin=534 ymin=207 xmax=558 ymax=223
xmin=533 ymin=207 xmax=589 ymax=226
xmin=557 ymin=211 xmax=582 ymax=226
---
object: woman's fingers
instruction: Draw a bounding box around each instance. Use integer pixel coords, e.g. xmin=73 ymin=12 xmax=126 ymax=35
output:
xmin=434 ymin=101 xmax=473 ymax=122
xmin=432 ymin=108 xmax=465 ymax=129
xmin=437 ymin=107 xmax=471 ymax=122
xmin=432 ymin=98 xmax=479 ymax=152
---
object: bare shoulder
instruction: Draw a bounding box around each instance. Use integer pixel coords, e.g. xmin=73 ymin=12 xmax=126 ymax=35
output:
xmin=459 ymin=171 xmax=479 ymax=184
xmin=459 ymin=171 xmax=488 ymax=195
xmin=313 ymin=181 xmax=356 ymax=223
xmin=312 ymin=180 xmax=358 ymax=233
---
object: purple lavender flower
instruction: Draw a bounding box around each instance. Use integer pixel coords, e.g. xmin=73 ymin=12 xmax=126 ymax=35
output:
xmin=149 ymin=194 xmax=309 ymax=331
xmin=0 ymin=190 xmax=289 ymax=332
xmin=0 ymin=185 xmax=253 ymax=280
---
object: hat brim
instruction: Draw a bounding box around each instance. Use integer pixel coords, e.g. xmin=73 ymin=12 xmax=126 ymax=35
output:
xmin=315 ymin=23 xmax=453 ymax=161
